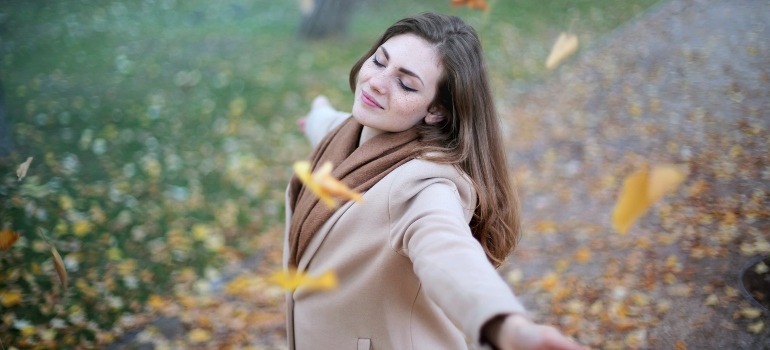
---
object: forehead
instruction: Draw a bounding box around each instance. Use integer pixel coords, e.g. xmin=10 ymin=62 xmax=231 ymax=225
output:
xmin=381 ymin=34 xmax=443 ymax=81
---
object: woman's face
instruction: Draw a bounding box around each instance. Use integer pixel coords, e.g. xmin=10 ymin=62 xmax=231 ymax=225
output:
xmin=352 ymin=34 xmax=444 ymax=133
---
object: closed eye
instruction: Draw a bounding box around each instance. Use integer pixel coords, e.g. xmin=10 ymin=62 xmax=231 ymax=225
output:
xmin=372 ymin=56 xmax=417 ymax=92
xmin=400 ymin=81 xmax=417 ymax=92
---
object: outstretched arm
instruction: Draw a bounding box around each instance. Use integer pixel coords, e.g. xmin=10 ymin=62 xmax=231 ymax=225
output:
xmin=298 ymin=95 xmax=350 ymax=149
xmin=482 ymin=314 xmax=585 ymax=350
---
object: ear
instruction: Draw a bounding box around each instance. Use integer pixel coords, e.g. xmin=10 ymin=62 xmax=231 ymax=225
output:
xmin=425 ymin=105 xmax=447 ymax=125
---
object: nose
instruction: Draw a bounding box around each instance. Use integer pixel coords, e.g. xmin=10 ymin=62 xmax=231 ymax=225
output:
xmin=369 ymin=70 xmax=388 ymax=94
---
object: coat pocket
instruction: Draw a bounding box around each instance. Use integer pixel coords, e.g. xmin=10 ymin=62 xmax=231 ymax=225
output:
xmin=357 ymin=338 xmax=372 ymax=350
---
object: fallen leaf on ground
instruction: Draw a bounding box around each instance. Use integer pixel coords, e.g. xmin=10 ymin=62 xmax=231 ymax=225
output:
xmin=612 ymin=165 xmax=687 ymax=234
xmin=0 ymin=229 xmax=20 ymax=250
xmin=740 ymin=307 xmax=762 ymax=319
xmin=1 ymin=290 xmax=23 ymax=307
xmin=755 ymin=261 xmax=768 ymax=274
xmin=294 ymin=161 xmax=362 ymax=208
xmin=748 ymin=321 xmax=765 ymax=334
xmin=16 ymin=157 xmax=33 ymax=181
xmin=546 ymin=32 xmax=579 ymax=69
xmin=269 ymin=268 xmax=337 ymax=292
xmin=188 ymin=328 xmax=211 ymax=343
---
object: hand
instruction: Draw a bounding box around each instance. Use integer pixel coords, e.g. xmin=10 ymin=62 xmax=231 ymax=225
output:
xmin=484 ymin=314 xmax=586 ymax=350
xmin=297 ymin=117 xmax=307 ymax=133
xmin=298 ymin=95 xmax=332 ymax=133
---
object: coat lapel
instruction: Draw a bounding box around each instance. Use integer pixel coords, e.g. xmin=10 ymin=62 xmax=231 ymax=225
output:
xmin=297 ymin=197 xmax=357 ymax=271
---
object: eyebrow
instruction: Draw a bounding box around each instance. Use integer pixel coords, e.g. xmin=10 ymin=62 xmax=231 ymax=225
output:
xmin=380 ymin=46 xmax=425 ymax=87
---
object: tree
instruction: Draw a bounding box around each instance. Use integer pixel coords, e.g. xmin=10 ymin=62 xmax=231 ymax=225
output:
xmin=298 ymin=0 xmax=359 ymax=39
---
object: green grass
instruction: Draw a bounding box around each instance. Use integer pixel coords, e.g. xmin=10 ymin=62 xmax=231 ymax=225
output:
xmin=0 ymin=0 xmax=658 ymax=346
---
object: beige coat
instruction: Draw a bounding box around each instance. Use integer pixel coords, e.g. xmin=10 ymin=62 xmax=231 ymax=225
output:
xmin=283 ymin=107 xmax=526 ymax=350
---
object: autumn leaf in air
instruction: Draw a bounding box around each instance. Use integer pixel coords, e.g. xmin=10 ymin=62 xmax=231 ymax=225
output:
xmin=16 ymin=157 xmax=33 ymax=181
xmin=294 ymin=161 xmax=363 ymax=208
xmin=0 ymin=229 xmax=20 ymax=250
xmin=545 ymin=32 xmax=579 ymax=69
xmin=450 ymin=0 xmax=489 ymax=11
xmin=39 ymin=229 xmax=68 ymax=290
xmin=612 ymin=165 xmax=687 ymax=235
xmin=269 ymin=268 xmax=337 ymax=292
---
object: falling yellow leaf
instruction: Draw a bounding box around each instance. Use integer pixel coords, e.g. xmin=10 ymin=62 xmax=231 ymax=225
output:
xmin=647 ymin=165 xmax=687 ymax=203
xmin=545 ymin=32 xmax=579 ymax=69
xmin=188 ymin=328 xmax=211 ymax=343
xmin=269 ymin=268 xmax=337 ymax=292
xmin=0 ymin=229 xmax=20 ymax=250
xmin=612 ymin=165 xmax=687 ymax=235
xmin=294 ymin=161 xmax=363 ymax=208
xmin=1 ymin=290 xmax=22 ymax=307
xmin=450 ymin=0 xmax=489 ymax=11
xmin=51 ymin=246 xmax=67 ymax=290
xmin=16 ymin=157 xmax=33 ymax=181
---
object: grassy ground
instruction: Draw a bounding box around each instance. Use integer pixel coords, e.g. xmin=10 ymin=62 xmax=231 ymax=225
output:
xmin=0 ymin=0 xmax=657 ymax=347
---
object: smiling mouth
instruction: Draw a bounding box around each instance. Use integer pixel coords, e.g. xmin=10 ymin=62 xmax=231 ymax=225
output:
xmin=361 ymin=91 xmax=383 ymax=109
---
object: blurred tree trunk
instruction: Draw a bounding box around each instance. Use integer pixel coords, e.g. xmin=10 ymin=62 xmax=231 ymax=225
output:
xmin=299 ymin=0 xmax=358 ymax=39
xmin=0 ymin=81 xmax=13 ymax=158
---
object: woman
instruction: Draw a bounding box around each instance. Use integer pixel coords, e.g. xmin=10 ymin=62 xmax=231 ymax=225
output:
xmin=286 ymin=12 xmax=582 ymax=350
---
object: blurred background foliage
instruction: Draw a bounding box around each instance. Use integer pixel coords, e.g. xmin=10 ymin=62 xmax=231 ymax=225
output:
xmin=0 ymin=0 xmax=657 ymax=347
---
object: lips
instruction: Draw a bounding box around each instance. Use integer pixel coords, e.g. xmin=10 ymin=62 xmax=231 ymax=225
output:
xmin=361 ymin=91 xmax=384 ymax=109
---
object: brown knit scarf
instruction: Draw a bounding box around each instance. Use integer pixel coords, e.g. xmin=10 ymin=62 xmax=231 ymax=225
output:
xmin=287 ymin=116 xmax=421 ymax=268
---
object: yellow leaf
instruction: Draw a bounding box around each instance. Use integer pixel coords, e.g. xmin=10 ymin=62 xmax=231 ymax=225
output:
xmin=575 ymin=246 xmax=591 ymax=263
xmin=612 ymin=168 xmax=649 ymax=235
xmin=450 ymin=0 xmax=489 ymax=11
xmin=545 ymin=32 xmax=579 ymax=69
xmin=1 ymin=290 xmax=22 ymax=307
xmin=293 ymin=161 xmax=362 ymax=209
xmin=147 ymin=295 xmax=166 ymax=311
xmin=748 ymin=321 xmax=765 ymax=334
xmin=755 ymin=261 xmax=769 ymax=274
xmin=612 ymin=165 xmax=687 ymax=234
xmin=740 ymin=307 xmax=762 ymax=319
xmin=72 ymin=221 xmax=93 ymax=237
xmin=107 ymin=247 xmax=122 ymax=260
xmin=51 ymin=246 xmax=68 ymax=290
xmin=269 ymin=268 xmax=337 ymax=292
xmin=647 ymin=165 xmax=687 ymax=203
xmin=540 ymin=272 xmax=559 ymax=291
xmin=704 ymin=294 xmax=718 ymax=306
xmin=16 ymin=157 xmax=33 ymax=181
xmin=188 ymin=328 xmax=211 ymax=343
xmin=0 ymin=229 xmax=20 ymax=250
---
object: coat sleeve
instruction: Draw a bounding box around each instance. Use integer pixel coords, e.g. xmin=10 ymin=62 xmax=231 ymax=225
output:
xmin=387 ymin=163 xmax=527 ymax=346
xmin=304 ymin=104 xmax=350 ymax=149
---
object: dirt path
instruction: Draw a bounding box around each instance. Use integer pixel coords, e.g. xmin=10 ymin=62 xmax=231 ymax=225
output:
xmin=498 ymin=0 xmax=770 ymax=348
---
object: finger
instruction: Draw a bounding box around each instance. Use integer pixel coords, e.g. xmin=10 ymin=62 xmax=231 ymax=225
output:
xmin=297 ymin=117 xmax=307 ymax=132
xmin=540 ymin=327 xmax=584 ymax=350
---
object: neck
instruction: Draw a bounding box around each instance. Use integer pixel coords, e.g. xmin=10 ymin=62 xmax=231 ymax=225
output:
xmin=359 ymin=126 xmax=386 ymax=147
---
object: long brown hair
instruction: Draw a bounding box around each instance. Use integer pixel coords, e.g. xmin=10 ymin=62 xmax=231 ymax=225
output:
xmin=349 ymin=12 xmax=520 ymax=267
